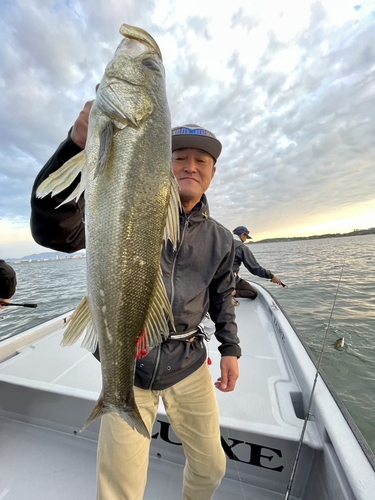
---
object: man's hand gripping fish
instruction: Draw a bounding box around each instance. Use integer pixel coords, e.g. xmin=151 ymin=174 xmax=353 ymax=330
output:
xmin=36 ymin=24 xmax=180 ymax=438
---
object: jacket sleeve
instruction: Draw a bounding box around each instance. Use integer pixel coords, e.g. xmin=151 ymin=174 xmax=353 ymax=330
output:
xmin=30 ymin=132 xmax=86 ymax=253
xmin=209 ymin=238 xmax=241 ymax=358
xmin=241 ymin=245 xmax=273 ymax=279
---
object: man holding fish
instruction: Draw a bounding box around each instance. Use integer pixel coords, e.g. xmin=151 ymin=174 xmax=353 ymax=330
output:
xmin=31 ymin=24 xmax=240 ymax=500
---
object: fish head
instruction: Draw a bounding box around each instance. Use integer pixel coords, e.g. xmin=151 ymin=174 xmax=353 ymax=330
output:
xmin=96 ymin=24 xmax=168 ymax=129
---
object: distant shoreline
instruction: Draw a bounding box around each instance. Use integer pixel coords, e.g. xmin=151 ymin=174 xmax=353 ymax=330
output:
xmin=5 ymin=252 xmax=85 ymax=264
xmin=5 ymin=229 xmax=374 ymax=261
xmin=251 ymin=228 xmax=375 ymax=244
xmin=10 ymin=256 xmax=86 ymax=264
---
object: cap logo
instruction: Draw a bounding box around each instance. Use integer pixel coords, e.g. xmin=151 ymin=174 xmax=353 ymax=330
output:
xmin=172 ymin=126 xmax=216 ymax=138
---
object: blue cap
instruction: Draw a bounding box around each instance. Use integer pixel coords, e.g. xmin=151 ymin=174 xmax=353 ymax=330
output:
xmin=233 ymin=226 xmax=252 ymax=239
xmin=171 ymin=124 xmax=222 ymax=162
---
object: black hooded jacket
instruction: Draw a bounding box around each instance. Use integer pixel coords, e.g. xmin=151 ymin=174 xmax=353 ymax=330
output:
xmin=233 ymin=237 xmax=274 ymax=279
xmin=30 ymin=133 xmax=241 ymax=390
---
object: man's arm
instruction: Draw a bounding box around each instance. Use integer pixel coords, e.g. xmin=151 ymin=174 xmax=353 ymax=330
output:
xmin=30 ymin=101 xmax=93 ymax=253
xmin=241 ymin=245 xmax=273 ymax=279
xmin=241 ymin=246 xmax=283 ymax=284
xmin=209 ymin=239 xmax=241 ymax=392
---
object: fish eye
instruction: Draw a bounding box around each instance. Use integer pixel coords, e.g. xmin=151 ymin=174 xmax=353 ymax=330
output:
xmin=142 ymin=59 xmax=159 ymax=71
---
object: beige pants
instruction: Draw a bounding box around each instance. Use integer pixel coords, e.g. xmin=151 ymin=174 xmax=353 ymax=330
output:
xmin=97 ymin=362 xmax=226 ymax=500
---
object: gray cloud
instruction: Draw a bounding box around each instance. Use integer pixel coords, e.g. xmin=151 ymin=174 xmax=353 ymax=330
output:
xmin=0 ymin=0 xmax=374 ymax=257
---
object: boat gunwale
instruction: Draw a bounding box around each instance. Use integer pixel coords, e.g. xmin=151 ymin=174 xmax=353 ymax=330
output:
xmin=251 ymin=280 xmax=375 ymax=472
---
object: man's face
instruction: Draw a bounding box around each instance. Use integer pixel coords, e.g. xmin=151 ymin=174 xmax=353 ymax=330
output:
xmin=172 ymin=148 xmax=216 ymax=208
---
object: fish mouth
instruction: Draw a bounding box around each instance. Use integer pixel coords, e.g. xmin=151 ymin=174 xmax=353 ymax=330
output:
xmin=119 ymin=24 xmax=162 ymax=60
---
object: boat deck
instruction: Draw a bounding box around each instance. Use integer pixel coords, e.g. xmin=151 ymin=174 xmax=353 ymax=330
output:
xmin=0 ymin=295 xmax=306 ymax=435
xmin=0 ymin=286 xmax=347 ymax=499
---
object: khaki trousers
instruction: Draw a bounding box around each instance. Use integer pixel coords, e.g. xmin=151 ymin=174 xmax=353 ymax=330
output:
xmin=96 ymin=362 xmax=226 ymax=500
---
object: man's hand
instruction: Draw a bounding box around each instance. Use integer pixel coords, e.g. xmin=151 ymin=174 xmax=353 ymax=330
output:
xmin=215 ymin=356 xmax=239 ymax=392
xmin=70 ymin=100 xmax=94 ymax=149
xmin=0 ymin=298 xmax=9 ymax=310
xmin=271 ymin=275 xmax=282 ymax=285
xmin=70 ymin=84 xmax=99 ymax=148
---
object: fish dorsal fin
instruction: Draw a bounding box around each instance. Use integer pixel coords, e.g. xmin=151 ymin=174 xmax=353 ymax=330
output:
xmin=36 ymin=150 xmax=87 ymax=205
xmin=163 ymin=174 xmax=181 ymax=251
xmin=136 ymin=269 xmax=174 ymax=357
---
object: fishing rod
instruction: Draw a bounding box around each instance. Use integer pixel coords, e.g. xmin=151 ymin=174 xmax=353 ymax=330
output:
xmin=283 ymin=261 xmax=345 ymax=500
xmin=0 ymin=302 xmax=38 ymax=308
xmin=271 ymin=279 xmax=288 ymax=288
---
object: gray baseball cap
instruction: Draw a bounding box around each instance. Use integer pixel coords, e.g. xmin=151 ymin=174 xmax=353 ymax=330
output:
xmin=172 ymin=124 xmax=222 ymax=162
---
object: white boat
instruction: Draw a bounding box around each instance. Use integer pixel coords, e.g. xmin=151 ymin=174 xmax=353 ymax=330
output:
xmin=1 ymin=282 xmax=374 ymax=499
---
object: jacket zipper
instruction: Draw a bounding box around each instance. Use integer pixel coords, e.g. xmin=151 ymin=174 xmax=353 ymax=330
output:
xmin=170 ymin=216 xmax=190 ymax=307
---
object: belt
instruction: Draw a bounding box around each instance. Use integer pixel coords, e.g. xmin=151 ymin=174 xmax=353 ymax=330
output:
xmin=169 ymin=327 xmax=199 ymax=341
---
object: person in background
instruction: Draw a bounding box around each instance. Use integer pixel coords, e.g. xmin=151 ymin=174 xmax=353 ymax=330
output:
xmin=232 ymin=226 xmax=282 ymax=303
xmin=30 ymin=98 xmax=241 ymax=500
xmin=0 ymin=260 xmax=17 ymax=309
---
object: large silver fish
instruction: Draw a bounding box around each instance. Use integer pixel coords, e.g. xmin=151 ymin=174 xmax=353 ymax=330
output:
xmin=37 ymin=24 xmax=180 ymax=437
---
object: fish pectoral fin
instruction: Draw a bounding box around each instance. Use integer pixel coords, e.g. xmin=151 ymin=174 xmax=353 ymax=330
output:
xmin=94 ymin=121 xmax=115 ymax=178
xmin=61 ymin=296 xmax=96 ymax=349
xmin=163 ymin=174 xmax=181 ymax=251
xmin=140 ymin=270 xmax=174 ymax=353
xmin=36 ymin=150 xmax=87 ymax=205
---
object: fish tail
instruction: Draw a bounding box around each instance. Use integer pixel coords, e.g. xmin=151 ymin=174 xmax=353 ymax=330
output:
xmin=81 ymin=395 xmax=150 ymax=438
xmin=81 ymin=395 xmax=107 ymax=432
xmin=120 ymin=405 xmax=150 ymax=439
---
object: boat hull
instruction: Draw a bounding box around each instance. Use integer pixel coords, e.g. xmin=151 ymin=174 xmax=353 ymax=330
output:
xmin=1 ymin=283 xmax=374 ymax=499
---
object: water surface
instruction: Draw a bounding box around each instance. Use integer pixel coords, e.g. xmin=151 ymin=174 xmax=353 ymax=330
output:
xmin=1 ymin=235 xmax=374 ymax=453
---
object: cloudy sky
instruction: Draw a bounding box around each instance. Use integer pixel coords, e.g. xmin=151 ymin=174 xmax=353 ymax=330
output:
xmin=1 ymin=0 xmax=374 ymax=258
